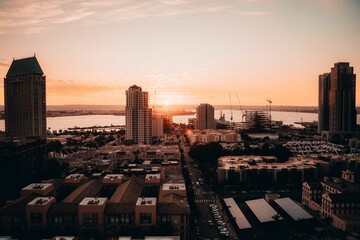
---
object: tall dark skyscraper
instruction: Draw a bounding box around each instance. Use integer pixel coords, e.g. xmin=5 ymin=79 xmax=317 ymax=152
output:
xmin=329 ymin=62 xmax=356 ymax=133
xmin=318 ymin=73 xmax=330 ymax=134
xmin=4 ymin=56 xmax=46 ymax=138
xmin=318 ymin=62 xmax=356 ymax=141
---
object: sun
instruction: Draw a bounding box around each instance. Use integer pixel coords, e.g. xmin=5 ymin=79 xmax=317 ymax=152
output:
xmin=163 ymin=100 xmax=170 ymax=106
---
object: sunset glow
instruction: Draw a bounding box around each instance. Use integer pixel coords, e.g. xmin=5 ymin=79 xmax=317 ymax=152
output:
xmin=0 ymin=0 xmax=359 ymax=106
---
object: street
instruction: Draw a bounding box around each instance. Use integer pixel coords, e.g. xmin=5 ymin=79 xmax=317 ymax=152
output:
xmin=180 ymin=136 xmax=235 ymax=240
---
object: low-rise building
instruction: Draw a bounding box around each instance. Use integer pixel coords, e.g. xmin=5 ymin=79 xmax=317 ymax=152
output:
xmin=187 ymin=129 xmax=241 ymax=145
xmin=217 ymin=156 xmax=324 ymax=185
xmin=0 ymin=174 xmax=190 ymax=239
xmin=302 ymin=172 xmax=360 ymax=233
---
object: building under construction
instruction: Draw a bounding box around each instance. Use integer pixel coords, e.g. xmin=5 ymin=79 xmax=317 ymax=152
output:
xmin=243 ymin=110 xmax=271 ymax=132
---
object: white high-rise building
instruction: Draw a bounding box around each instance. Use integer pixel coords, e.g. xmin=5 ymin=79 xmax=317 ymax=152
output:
xmin=195 ymin=103 xmax=216 ymax=130
xmin=125 ymin=85 xmax=152 ymax=144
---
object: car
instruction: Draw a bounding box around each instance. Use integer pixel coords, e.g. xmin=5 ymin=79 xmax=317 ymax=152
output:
xmin=220 ymin=232 xmax=229 ymax=237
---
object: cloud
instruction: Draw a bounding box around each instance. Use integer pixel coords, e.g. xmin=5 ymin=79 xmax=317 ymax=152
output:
xmin=0 ymin=0 xmax=95 ymax=34
xmin=47 ymin=79 xmax=122 ymax=96
xmin=0 ymin=0 xmax=270 ymax=34
xmin=319 ymin=0 xmax=344 ymax=9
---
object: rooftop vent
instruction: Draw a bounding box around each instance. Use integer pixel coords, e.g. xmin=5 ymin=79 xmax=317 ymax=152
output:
xmin=33 ymin=184 xmax=44 ymax=190
xmin=88 ymin=199 xmax=100 ymax=205
xmin=35 ymin=198 xmax=48 ymax=205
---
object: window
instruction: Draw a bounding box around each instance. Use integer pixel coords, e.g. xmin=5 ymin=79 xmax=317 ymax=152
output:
xmin=13 ymin=215 xmax=22 ymax=224
xmin=83 ymin=213 xmax=98 ymax=225
xmin=140 ymin=213 xmax=152 ymax=224
xmin=30 ymin=212 xmax=42 ymax=223
xmin=54 ymin=215 xmax=63 ymax=224
xmin=110 ymin=215 xmax=119 ymax=224
xmin=161 ymin=214 xmax=171 ymax=223
xmin=64 ymin=215 xmax=73 ymax=224
xmin=121 ymin=214 xmax=130 ymax=224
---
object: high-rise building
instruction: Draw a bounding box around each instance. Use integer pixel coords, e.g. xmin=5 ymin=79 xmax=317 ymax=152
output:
xmin=125 ymin=85 xmax=152 ymax=144
xmin=152 ymin=114 xmax=164 ymax=138
xmin=318 ymin=73 xmax=331 ymax=133
xmin=329 ymin=62 xmax=356 ymax=132
xmin=318 ymin=62 xmax=357 ymax=141
xmin=4 ymin=56 xmax=46 ymax=138
xmin=195 ymin=103 xmax=216 ymax=130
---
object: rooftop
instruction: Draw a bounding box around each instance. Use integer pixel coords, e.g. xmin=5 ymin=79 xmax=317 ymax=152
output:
xmin=79 ymin=197 xmax=107 ymax=206
xmin=274 ymin=198 xmax=313 ymax=221
xmin=323 ymin=177 xmax=360 ymax=193
xmin=145 ymin=174 xmax=161 ymax=180
xmin=224 ymin=198 xmax=251 ymax=229
xmin=103 ymin=174 xmax=124 ymax=180
xmin=22 ymin=183 xmax=53 ymax=191
xmin=6 ymin=56 xmax=43 ymax=77
xmin=66 ymin=174 xmax=85 ymax=179
xmin=136 ymin=197 xmax=157 ymax=206
xmin=28 ymin=197 xmax=54 ymax=206
xmin=162 ymin=183 xmax=186 ymax=191
xmin=245 ymin=198 xmax=283 ymax=223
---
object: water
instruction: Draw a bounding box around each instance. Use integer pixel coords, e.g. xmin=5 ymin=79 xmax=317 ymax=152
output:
xmin=1 ymin=110 xmax=359 ymax=132
xmin=0 ymin=115 xmax=125 ymax=132
xmin=173 ymin=110 xmax=322 ymax=126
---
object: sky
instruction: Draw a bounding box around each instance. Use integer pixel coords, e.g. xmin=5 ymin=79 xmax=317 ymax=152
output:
xmin=0 ymin=0 xmax=359 ymax=107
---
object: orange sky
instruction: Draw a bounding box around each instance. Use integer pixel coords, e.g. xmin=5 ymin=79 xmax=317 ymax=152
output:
xmin=0 ymin=0 xmax=359 ymax=106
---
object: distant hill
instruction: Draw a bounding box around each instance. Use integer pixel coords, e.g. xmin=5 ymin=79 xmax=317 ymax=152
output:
xmin=1 ymin=105 xmax=360 ymax=114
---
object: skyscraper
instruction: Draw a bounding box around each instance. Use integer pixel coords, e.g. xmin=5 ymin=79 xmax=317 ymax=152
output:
xmin=318 ymin=62 xmax=357 ymax=141
xmin=195 ymin=103 xmax=216 ymax=130
xmin=318 ymin=73 xmax=330 ymax=134
xmin=125 ymin=85 xmax=152 ymax=144
xmin=329 ymin=62 xmax=356 ymax=133
xmin=4 ymin=56 xmax=46 ymax=138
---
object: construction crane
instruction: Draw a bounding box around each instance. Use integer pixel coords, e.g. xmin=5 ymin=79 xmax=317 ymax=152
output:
xmin=236 ymin=94 xmax=246 ymax=122
xmin=266 ymin=98 xmax=272 ymax=125
xmin=229 ymin=93 xmax=233 ymax=123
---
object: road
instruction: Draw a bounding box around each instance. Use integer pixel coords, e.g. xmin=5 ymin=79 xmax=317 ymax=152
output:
xmin=180 ymin=136 xmax=234 ymax=240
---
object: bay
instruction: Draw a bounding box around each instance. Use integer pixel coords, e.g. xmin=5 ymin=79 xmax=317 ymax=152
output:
xmin=0 ymin=110 xmax=359 ymax=132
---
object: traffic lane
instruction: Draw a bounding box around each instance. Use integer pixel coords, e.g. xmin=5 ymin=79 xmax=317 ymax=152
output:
xmin=196 ymin=202 xmax=218 ymax=238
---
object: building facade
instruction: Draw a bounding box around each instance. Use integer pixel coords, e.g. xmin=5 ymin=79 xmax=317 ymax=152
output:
xmin=0 ymin=175 xmax=190 ymax=239
xmin=0 ymin=137 xmax=47 ymax=207
xmin=4 ymin=56 xmax=46 ymax=138
xmin=319 ymin=62 xmax=357 ymax=141
xmin=318 ymin=73 xmax=330 ymax=134
xmin=195 ymin=103 xmax=216 ymax=130
xmin=302 ymin=172 xmax=360 ymax=233
xmin=125 ymin=85 xmax=152 ymax=144
xmin=329 ymin=62 xmax=356 ymax=133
